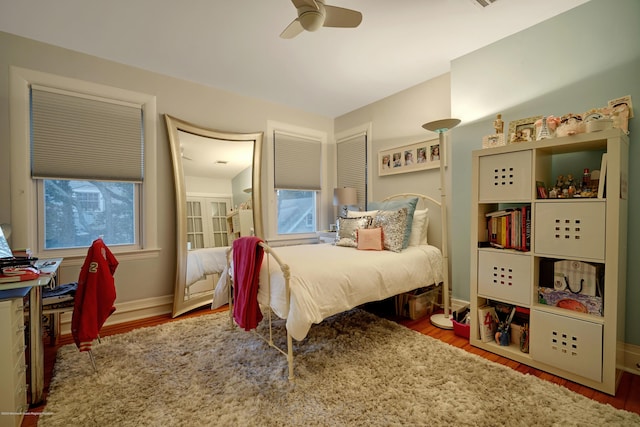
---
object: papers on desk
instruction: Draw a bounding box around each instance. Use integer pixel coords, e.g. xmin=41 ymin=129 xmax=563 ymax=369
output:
xmin=35 ymin=259 xmax=61 ymax=275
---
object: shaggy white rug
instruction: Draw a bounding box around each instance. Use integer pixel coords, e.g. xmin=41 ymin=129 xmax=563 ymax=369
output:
xmin=39 ymin=309 xmax=639 ymax=426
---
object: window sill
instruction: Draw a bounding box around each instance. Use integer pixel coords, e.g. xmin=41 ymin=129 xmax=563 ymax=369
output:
xmin=42 ymin=247 xmax=161 ymax=267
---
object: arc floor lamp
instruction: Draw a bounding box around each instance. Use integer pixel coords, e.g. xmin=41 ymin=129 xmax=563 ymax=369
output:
xmin=422 ymin=118 xmax=460 ymax=329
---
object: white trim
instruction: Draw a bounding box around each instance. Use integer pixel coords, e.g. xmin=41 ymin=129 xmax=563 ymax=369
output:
xmin=9 ymin=66 xmax=158 ymax=253
xmin=265 ymin=120 xmax=328 ymax=241
xmin=58 ymin=248 xmax=162 ymax=268
xmin=57 ymin=294 xmax=173 ymax=335
xmin=623 ymin=342 xmax=640 ymax=376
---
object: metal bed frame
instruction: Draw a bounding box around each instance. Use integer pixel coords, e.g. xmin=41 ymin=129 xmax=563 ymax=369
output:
xmin=226 ymin=193 xmax=441 ymax=380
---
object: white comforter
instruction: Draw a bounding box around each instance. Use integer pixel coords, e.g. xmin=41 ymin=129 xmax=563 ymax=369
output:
xmin=186 ymin=247 xmax=229 ymax=286
xmin=257 ymin=243 xmax=443 ymax=341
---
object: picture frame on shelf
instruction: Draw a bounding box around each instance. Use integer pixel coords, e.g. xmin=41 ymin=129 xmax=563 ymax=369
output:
xmin=378 ymin=138 xmax=440 ymax=176
xmin=508 ymin=116 xmax=542 ymax=144
xmin=482 ymin=133 xmax=505 ymax=149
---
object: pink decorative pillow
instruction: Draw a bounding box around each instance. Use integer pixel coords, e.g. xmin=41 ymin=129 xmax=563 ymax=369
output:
xmin=357 ymin=227 xmax=384 ymax=251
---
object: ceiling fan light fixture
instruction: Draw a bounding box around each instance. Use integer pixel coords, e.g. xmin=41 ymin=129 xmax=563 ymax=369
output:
xmin=299 ymin=9 xmax=325 ymax=31
xmin=281 ymin=0 xmax=361 ymax=38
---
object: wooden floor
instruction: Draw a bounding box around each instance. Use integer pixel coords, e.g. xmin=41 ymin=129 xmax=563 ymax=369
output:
xmin=22 ymin=306 xmax=640 ymax=426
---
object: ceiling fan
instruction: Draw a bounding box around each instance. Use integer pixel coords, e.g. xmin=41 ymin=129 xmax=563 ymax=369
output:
xmin=280 ymin=0 xmax=362 ymax=39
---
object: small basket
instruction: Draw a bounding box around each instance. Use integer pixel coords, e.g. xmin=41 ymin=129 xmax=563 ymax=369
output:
xmin=452 ymin=319 xmax=470 ymax=339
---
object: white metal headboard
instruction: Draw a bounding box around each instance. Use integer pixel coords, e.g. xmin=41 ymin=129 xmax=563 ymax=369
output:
xmin=381 ymin=193 xmax=442 ymax=251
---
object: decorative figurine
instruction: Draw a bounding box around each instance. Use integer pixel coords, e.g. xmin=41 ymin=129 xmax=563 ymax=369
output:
xmin=493 ymin=114 xmax=504 ymax=134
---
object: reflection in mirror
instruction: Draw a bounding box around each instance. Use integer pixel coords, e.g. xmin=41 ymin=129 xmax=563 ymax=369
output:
xmin=164 ymin=115 xmax=263 ymax=317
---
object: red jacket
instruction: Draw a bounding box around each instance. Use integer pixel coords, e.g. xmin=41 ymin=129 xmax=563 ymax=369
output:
xmin=71 ymin=238 xmax=118 ymax=351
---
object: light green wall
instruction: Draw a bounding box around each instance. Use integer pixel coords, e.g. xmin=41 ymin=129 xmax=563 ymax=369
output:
xmin=450 ymin=0 xmax=640 ymax=344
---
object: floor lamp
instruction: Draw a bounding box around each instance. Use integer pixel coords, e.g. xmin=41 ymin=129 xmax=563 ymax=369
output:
xmin=422 ymin=118 xmax=460 ymax=329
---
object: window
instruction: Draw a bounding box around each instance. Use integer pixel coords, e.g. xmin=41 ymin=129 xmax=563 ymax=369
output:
xmin=9 ymin=67 xmax=157 ymax=256
xmin=276 ymin=190 xmax=316 ymax=234
xmin=186 ymin=197 xmax=230 ymax=249
xmin=272 ymin=130 xmax=323 ymax=236
xmin=30 ymin=85 xmax=143 ymax=252
xmin=337 ymin=132 xmax=368 ymax=210
xmin=42 ymin=180 xmax=136 ymax=249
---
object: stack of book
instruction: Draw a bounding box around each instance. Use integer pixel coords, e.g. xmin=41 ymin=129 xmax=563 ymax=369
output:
xmin=486 ymin=207 xmax=530 ymax=251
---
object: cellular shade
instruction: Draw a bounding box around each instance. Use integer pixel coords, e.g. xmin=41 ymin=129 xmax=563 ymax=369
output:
xmin=273 ymin=131 xmax=321 ymax=190
xmin=31 ymin=85 xmax=143 ymax=182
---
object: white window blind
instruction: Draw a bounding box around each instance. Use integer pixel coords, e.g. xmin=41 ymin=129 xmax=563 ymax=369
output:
xmin=30 ymin=85 xmax=143 ymax=182
xmin=337 ymin=133 xmax=367 ymax=208
xmin=273 ymin=131 xmax=321 ymax=190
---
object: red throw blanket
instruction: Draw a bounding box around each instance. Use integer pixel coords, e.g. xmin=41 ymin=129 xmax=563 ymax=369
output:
xmin=232 ymin=236 xmax=264 ymax=331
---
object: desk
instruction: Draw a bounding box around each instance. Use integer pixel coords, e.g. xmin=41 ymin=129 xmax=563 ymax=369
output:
xmin=0 ymin=258 xmax=62 ymax=406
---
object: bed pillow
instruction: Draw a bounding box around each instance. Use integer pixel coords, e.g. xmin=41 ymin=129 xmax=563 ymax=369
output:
xmin=347 ymin=209 xmax=379 ymax=219
xmin=356 ymin=227 xmax=384 ymax=251
xmin=372 ymin=208 xmax=408 ymax=252
xmin=335 ymin=216 xmax=372 ymax=247
xmin=408 ymin=208 xmax=429 ymax=246
xmin=367 ymin=197 xmax=418 ymax=249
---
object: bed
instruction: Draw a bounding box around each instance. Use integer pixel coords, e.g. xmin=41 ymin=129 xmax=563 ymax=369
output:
xmin=186 ymin=247 xmax=229 ymax=286
xmin=186 ymin=247 xmax=229 ymax=306
xmin=226 ymin=193 xmax=444 ymax=379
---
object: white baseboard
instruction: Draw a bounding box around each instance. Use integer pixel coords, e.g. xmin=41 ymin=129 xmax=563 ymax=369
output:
xmin=57 ymin=294 xmax=173 ymax=335
xmin=623 ymin=342 xmax=640 ymax=376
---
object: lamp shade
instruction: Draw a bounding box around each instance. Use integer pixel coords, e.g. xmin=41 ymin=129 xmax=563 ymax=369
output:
xmin=333 ymin=187 xmax=357 ymax=206
xmin=422 ymin=119 xmax=460 ymax=133
xmin=422 ymin=118 xmax=461 ymax=133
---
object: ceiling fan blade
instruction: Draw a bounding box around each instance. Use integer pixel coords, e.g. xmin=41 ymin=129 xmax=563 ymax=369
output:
xmin=292 ymin=0 xmax=319 ymax=10
xmin=280 ymin=18 xmax=305 ymax=39
xmin=323 ymin=5 xmax=362 ymax=28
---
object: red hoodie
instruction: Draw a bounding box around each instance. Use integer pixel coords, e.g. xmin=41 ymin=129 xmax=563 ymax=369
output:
xmin=71 ymin=238 xmax=118 ymax=351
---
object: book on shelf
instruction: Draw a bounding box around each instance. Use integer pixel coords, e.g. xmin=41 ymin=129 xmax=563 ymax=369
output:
xmin=485 ymin=206 xmax=530 ymax=251
xmin=478 ymin=305 xmax=498 ymax=343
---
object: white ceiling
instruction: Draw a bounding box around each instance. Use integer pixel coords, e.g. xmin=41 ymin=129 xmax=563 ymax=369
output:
xmin=1 ymin=0 xmax=589 ymax=118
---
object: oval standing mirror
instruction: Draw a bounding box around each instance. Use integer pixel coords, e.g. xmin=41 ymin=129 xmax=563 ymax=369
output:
xmin=164 ymin=114 xmax=263 ymax=317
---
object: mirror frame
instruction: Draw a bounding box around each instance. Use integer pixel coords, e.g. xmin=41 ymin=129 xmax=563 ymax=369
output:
xmin=164 ymin=114 xmax=263 ymax=317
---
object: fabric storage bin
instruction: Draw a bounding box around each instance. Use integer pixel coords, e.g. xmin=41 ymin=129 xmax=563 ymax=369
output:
xmin=478 ymin=150 xmax=532 ymax=202
xmin=530 ymin=309 xmax=602 ymax=382
xmin=534 ymin=201 xmax=605 ymax=261
xmin=477 ymin=250 xmax=531 ymax=306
